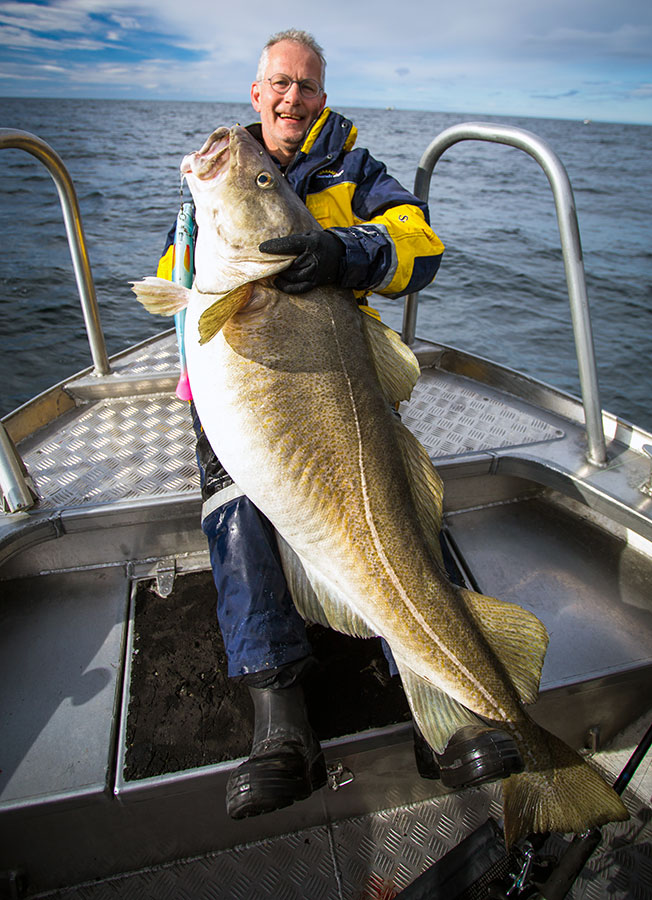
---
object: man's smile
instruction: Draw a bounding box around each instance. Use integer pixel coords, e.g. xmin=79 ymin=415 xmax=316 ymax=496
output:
xmin=250 ymin=38 xmax=327 ymax=164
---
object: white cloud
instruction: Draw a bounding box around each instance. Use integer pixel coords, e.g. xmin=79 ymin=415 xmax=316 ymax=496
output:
xmin=0 ymin=24 xmax=106 ymax=52
xmin=0 ymin=0 xmax=650 ymax=122
xmin=0 ymin=1 xmax=95 ymax=37
xmin=0 ymin=0 xmax=180 ymax=52
xmin=109 ymin=14 xmax=142 ymax=31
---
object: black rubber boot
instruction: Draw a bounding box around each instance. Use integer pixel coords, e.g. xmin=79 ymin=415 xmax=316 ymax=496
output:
xmin=414 ymin=723 xmax=524 ymax=788
xmin=226 ymin=671 xmax=327 ymax=819
xmin=413 ymin=722 xmax=442 ymax=779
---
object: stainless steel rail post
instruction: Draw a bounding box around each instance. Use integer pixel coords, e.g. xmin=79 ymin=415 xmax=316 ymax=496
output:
xmin=0 ymin=421 xmax=36 ymax=512
xmin=403 ymin=122 xmax=607 ymax=467
xmin=0 ymin=128 xmax=110 ymax=376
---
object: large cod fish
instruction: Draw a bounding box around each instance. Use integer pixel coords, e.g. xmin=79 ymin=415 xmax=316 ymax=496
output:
xmin=132 ymin=125 xmax=628 ymax=846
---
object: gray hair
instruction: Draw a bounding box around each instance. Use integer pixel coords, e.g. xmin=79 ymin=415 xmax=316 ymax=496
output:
xmin=256 ymin=29 xmax=326 ymax=85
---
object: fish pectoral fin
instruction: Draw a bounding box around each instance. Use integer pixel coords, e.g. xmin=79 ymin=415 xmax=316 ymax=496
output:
xmin=198 ymin=283 xmax=254 ymax=344
xmin=361 ymin=314 xmax=420 ymax=404
xmin=393 ymin=419 xmax=445 ymax=565
xmin=461 ymin=589 xmax=549 ymax=705
xmin=395 ymin=658 xmax=481 ymax=754
xmin=130 ymin=277 xmax=191 ymax=316
xmin=276 ymin=535 xmax=375 ymax=639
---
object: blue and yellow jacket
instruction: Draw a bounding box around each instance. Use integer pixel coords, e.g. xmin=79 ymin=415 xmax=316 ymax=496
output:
xmin=158 ymin=108 xmax=443 ymax=299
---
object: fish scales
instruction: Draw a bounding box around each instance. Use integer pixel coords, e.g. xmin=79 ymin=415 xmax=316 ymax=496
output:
xmin=198 ymin=279 xmax=518 ymax=724
xmin=132 ymin=124 xmax=629 ymax=846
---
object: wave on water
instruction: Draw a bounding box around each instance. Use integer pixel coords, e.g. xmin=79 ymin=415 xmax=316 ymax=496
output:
xmin=0 ymin=97 xmax=651 ymax=432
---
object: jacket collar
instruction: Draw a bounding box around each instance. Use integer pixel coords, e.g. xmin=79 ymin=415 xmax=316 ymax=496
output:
xmin=296 ymin=108 xmax=357 ymax=164
xmin=246 ymin=110 xmax=357 ymax=171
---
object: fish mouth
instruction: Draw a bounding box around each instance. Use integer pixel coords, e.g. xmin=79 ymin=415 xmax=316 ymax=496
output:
xmin=181 ymin=126 xmax=231 ymax=182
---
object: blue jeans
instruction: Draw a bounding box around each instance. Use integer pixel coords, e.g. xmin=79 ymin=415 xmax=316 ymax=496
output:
xmin=202 ymin=495 xmax=313 ymax=677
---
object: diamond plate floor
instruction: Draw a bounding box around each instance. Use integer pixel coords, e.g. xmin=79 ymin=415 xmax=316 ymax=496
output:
xmin=108 ymin=333 xmax=181 ymax=378
xmin=20 ymin=394 xmax=199 ymax=509
xmin=33 ymin=789 xmax=506 ymax=900
xmin=35 ymin=738 xmax=652 ymax=900
xmin=16 ymin=337 xmax=564 ymax=514
xmin=400 ymin=370 xmax=563 ymax=458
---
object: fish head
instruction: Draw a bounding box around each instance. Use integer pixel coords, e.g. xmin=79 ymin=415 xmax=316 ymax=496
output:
xmin=181 ymin=125 xmax=316 ymax=291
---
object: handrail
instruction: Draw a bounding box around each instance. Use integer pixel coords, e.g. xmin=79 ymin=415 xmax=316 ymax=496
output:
xmin=402 ymin=122 xmax=607 ymax=467
xmin=0 ymin=128 xmax=110 ymax=376
xmin=0 ymin=421 xmax=36 ymax=512
xmin=0 ymin=128 xmax=111 ymax=511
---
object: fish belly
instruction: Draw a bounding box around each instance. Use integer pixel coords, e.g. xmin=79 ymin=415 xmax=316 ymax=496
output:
xmin=185 ymin=287 xmax=396 ymax=571
xmin=184 ymin=286 xmax=526 ymax=726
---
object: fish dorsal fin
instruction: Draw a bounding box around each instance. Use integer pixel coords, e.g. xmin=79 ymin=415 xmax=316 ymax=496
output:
xmin=276 ymin=534 xmax=375 ymax=639
xmin=361 ymin=314 xmax=420 ymax=404
xmin=198 ymin=283 xmax=254 ymax=345
xmin=461 ymin=589 xmax=549 ymax=705
xmin=130 ymin=277 xmax=192 ymax=316
xmin=393 ymin=418 xmax=445 ymax=566
xmin=395 ymin=657 xmax=481 ymax=753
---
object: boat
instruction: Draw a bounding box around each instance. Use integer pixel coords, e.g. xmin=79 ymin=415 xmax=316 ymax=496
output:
xmin=1 ymin=122 xmax=650 ymax=899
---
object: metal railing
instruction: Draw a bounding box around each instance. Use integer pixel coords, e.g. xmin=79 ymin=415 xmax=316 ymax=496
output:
xmin=402 ymin=122 xmax=607 ymax=467
xmin=0 ymin=124 xmax=608 ymax=514
xmin=0 ymin=420 xmax=36 ymax=512
xmin=0 ymin=128 xmax=110 ymax=376
xmin=0 ymin=129 xmax=111 ymax=511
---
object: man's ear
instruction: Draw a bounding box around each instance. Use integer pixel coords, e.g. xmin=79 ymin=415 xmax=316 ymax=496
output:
xmin=250 ymin=81 xmax=262 ymax=112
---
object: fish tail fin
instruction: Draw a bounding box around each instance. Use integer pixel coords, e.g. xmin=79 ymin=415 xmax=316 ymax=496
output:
xmin=503 ymin=725 xmax=629 ymax=847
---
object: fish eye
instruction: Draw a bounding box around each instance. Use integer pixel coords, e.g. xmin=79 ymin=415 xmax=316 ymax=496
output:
xmin=256 ymin=171 xmax=276 ymax=189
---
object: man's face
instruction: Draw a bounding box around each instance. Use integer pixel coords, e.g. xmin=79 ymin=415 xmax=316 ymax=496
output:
xmin=251 ymin=40 xmax=327 ymax=166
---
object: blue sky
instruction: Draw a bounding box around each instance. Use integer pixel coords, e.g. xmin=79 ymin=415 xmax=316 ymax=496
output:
xmin=0 ymin=0 xmax=651 ymax=124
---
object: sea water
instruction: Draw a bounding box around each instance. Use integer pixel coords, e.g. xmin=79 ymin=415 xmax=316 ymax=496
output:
xmin=1 ymin=98 xmax=650 ymax=431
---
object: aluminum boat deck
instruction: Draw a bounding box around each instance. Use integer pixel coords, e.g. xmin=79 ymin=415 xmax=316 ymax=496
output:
xmin=2 ymin=329 xmax=651 ymax=899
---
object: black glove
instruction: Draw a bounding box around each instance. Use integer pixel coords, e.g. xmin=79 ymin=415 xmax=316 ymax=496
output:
xmin=259 ymin=230 xmax=346 ymax=294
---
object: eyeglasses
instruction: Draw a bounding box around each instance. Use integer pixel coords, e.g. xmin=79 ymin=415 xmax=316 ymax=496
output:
xmin=265 ymin=73 xmax=323 ymax=99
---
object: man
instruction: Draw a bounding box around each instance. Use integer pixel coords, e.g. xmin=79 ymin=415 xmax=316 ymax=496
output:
xmin=158 ymin=28 xmax=522 ymax=821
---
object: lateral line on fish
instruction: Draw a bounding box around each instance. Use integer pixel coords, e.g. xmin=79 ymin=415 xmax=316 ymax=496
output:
xmin=327 ymin=308 xmax=509 ymax=720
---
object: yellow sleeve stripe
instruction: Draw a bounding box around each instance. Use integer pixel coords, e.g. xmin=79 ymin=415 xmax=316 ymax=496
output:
xmin=367 ymin=205 xmax=444 ymax=296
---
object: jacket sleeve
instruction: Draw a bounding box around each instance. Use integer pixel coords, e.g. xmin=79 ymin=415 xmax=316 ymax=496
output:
xmin=328 ymin=150 xmax=444 ymax=298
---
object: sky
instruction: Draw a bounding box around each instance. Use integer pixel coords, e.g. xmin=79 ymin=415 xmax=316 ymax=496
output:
xmin=0 ymin=0 xmax=651 ymax=125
